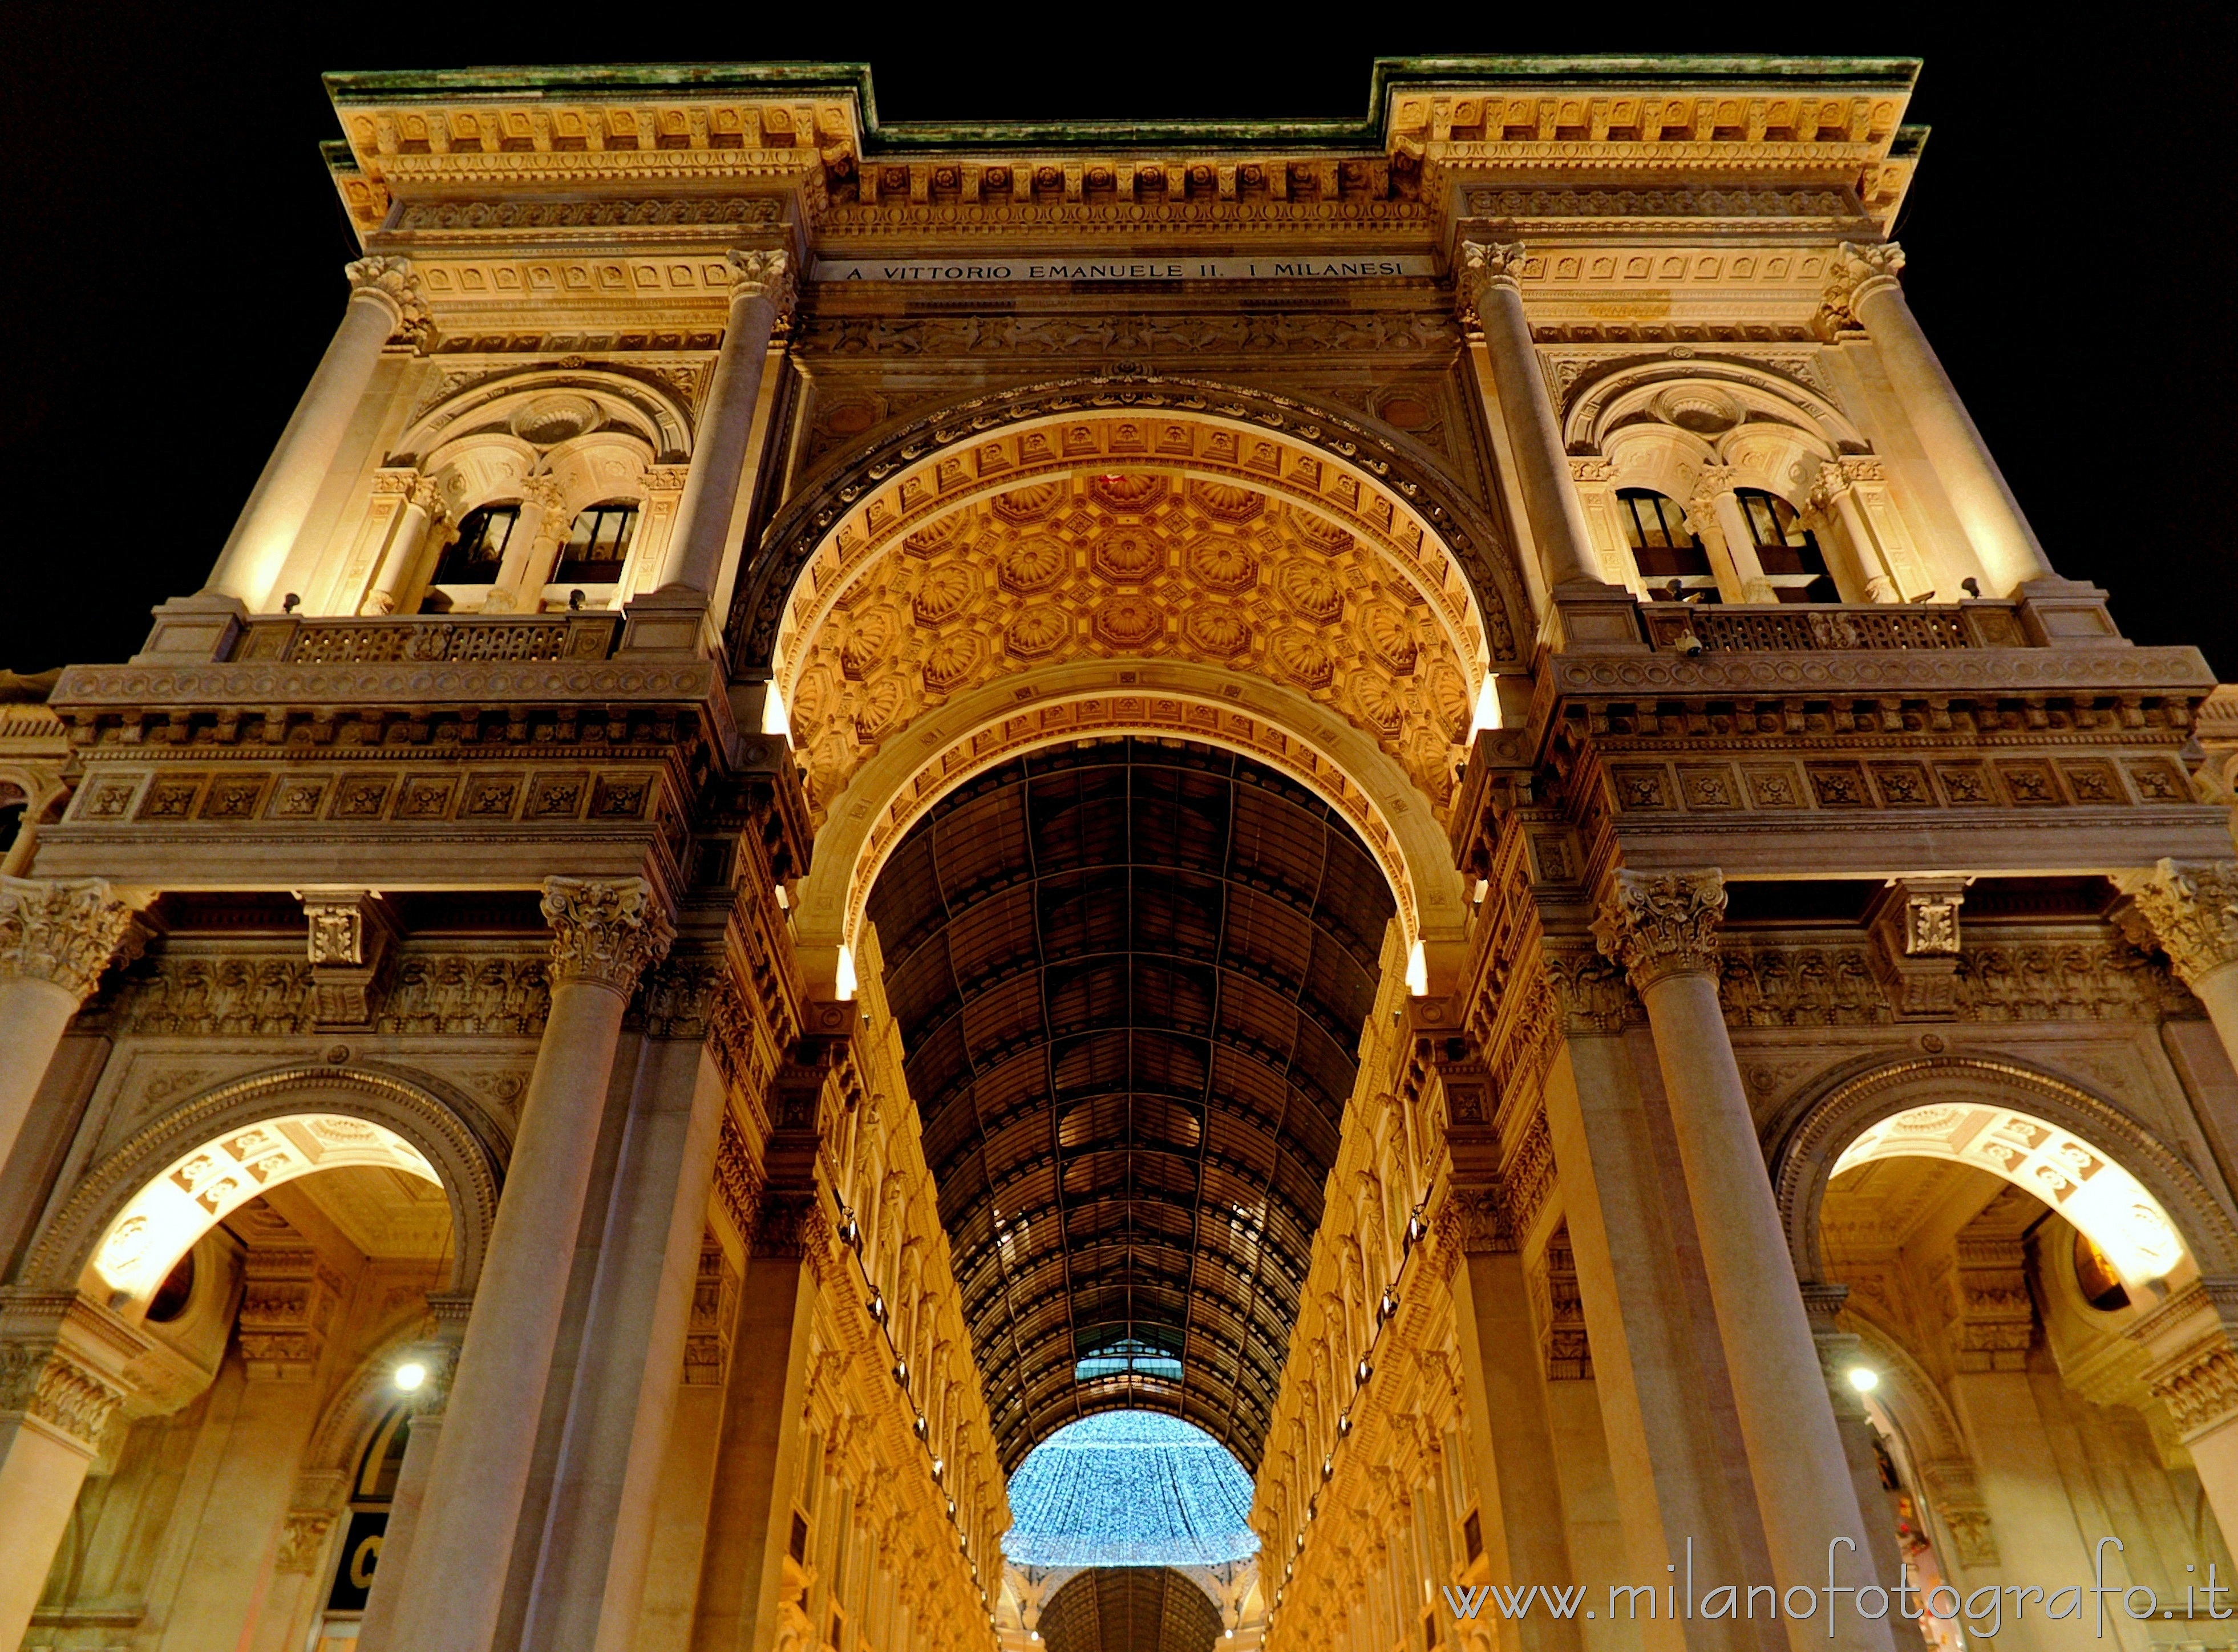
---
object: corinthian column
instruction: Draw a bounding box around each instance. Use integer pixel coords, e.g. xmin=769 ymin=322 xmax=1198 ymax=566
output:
xmin=653 ymin=248 xmax=794 ymax=600
xmin=0 ymin=1291 xmax=148 ymax=1652
xmin=1458 ymin=241 xmax=1600 ymax=594
xmin=1594 ymin=871 xmax=1893 ymax=1652
xmin=2115 ymin=860 xmax=2238 ymax=1076
xmin=361 ymin=476 xmax=446 ymax=615
xmin=385 ymin=877 xmax=672 ymax=1652
xmin=0 ymin=877 xmax=143 ymax=1167
xmin=1825 ymin=244 xmax=2053 ymax=595
xmin=207 ymin=257 xmax=430 ymax=609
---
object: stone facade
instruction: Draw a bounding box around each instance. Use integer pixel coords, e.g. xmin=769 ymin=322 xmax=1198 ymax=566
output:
xmin=2 ymin=52 xmax=2235 ymax=1652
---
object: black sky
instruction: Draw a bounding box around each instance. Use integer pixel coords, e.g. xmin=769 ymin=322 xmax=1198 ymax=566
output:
xmin=4 ymin=5 xmax=2232 ymax=674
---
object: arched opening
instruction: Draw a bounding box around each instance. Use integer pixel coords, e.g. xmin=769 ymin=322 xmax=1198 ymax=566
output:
xmin=1003 ymin=1412 xmax=1258 ymax=1570
xmin=861 ymin=738 xmax=1400 ymax=1472
xmin=1038 ymin=1564 xmax=1227 ymax=1652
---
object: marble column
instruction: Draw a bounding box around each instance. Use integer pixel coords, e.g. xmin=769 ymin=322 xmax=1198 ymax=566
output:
xmin=524 ymin=963 xmax=735 ymax=1652
xmin=0 ymin=876 xmax=142 ymax=1171
xmin=1458 ymin=241 xmax=1600 ymax=592
xmin=383 ymin=877 xmax=673 ymax=1652
xmin=2132 ymin=1279 xmax=2238 ymax=1560
xmin=635 ymin=1240 xmax=739 ymax=1652
xmin=655 ymin=248 xmax=794 ymax=599
xmin=690 ymin=1189 xmax=826 ymax=1652
xmin=1808 ymin=464 xmax=1901 ymax=603
xmin=354 ymin=1304 xmax=470 ymax=1652
xmin=1690 ymin=468 xmax=1776 ymax=604
xmin=0 ymin=1290 xmax=148 ymax=1652
xmin=2116 ymin=860 xmax=2238 ymax=1081
xmin=1827 ymin=243 xmax=2054 ymax=595
xmin=483 ymin=474 xmax=566 ymax=614
xmin=1439 ymin=1189 xmax=1583 ymax=1652
xmin=207 ymin=257 xmax=427 ymax=609
xmin=1533 ymin=942 xmax=1774 ymax=1652
xmin=360 ymin=476 xmax=446 ymax=615
xmin=1594 ymin=871 xmax=1893 ymax=1652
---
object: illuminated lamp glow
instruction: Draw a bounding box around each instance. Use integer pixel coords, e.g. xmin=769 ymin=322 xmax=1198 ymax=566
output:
xmin=92 ymin=1114 xmax=441 ymax=1310
xmin=1405 ymin=940 xmax=1428 ymax=996
xmin=1846 ymin=1366 xmax=1879 ymax=1393
xmin=761 ymin=680 xmax=794 ymax=742
xmin=394 ymin=1361 xmax=428 ymax=1392
xmin=835 ymin=944 xmax=859 ymax=1001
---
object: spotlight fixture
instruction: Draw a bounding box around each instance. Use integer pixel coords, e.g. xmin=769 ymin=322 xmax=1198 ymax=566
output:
xmin=948 ymin=1498 xmax=957 ymax=1518
xmin=1355 ymin=1357 xmax=1373 ymax=1384
xmin=837 ymin=1210 xmax=861 ymax=1249
xmin=1379 ymin=1290 xmax=1399 ymax=1321
xmin=867 ymin=1290 xmax=887 ymax=1322
xmin=932 ymin=1457 xmax=945 ymax=1480
xmin=1847 ymin=1366 xmax=1880 ymax=1393
xmin=914 ymin=1414 xmax=928 ymax=1439
xmin=893 ymin=1359 xmax=910 ymax=1387
xmin=392 ymin=1361 xmax=428 ymax=1393
xmin=1321 ymin=1456 xmax=1333 ymax=1481
xmin=1337 ymin=1412 xmax=1351 ymax=1437
xmin=1406 ymin=1211 xmax=1428 ymax=1246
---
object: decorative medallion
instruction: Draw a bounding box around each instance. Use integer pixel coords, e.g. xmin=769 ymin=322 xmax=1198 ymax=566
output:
xmin=1091 ymin=529 xmax=1162 ymax=583
xmin=999 ymin=536 xmax=1070 ymax=594
xmin=1094 ymin=599 xmax=1165 ymax=649
xmin=1007 ymin=607 xmax=1071 ymax=658
xmin=1183 ymin=536 xmax=1259 ymax=593
xmin=1182 ymin=608 xmax=1252 ymax=657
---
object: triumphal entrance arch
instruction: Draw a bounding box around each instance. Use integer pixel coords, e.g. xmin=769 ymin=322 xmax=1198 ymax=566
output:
xmin=4 ymin=52 xmax=2238 ymax=1652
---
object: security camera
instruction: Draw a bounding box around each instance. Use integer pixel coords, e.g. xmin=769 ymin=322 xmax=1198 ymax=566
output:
xmin=1673 ymin=631 xmax=1703 ymax=657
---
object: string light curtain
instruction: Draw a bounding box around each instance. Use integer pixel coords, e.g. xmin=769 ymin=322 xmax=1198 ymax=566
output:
xmin=1002 ymin=1411 xmax=1261 ymax=1568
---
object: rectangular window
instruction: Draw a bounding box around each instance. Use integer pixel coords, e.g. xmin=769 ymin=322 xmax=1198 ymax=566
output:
xmin=554 ymin=503 xmax=638 ymax=585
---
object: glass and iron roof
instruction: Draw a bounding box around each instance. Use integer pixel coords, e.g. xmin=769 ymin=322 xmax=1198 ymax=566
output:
xmin=865 ymin=737 xmax=1395 ymax=1471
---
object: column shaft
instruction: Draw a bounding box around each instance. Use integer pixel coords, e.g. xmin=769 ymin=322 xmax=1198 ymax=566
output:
xmin=1847 ymin=265 xmax=2053 ymax=594
xmin=690 ymin=1204 xmax=819 ymax=1652
xmin=0 ymin=876 xmax=141 ymax=1171
xmin=1598 ymin=868 xmax=1891 ymax=1652
xmin=525 ymin=1036 xmax=730 ymax=1652
xmin=1706 ymin=488 xmax=1775 ymax=603
xmin=354 ymin=1412 xmax=444 ymax=1652
xmin=361 ymin=491 xmax=438 ymax=615
xmin=1462 ymin=244 xmax=1599 ymax=590
xmin=384 ymin=877 xmax=670 ymax=1652
xmin=658 ymin=253 xmax=791 ymax=597
xmin=1447 ymin=1240 xmax=1583 ymax=1652
xmin=208 ymin=261 xmax=422 ymax=607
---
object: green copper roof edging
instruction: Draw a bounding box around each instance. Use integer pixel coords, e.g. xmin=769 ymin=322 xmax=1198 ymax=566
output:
xmin=322 ymin=54 xmax=1922 ymax=157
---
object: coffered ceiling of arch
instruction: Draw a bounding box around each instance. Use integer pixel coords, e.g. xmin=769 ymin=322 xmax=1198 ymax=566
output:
xmin=1039 ymin=1567 xmax=1223 ymax=1652
xmin=784 ymin=474 xmax=1477 ymax=829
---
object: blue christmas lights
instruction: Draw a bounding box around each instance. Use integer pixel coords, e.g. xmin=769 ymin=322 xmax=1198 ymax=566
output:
xmin=1001 ymin=1410 xmax=1260 ymax=1568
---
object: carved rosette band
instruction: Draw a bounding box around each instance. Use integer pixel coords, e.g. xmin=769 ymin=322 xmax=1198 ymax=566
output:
xmin=1455 ymin=239 xmax=1528 ymax=322
xmin=2115 ymin=859 xmax=2238 ymax=988
xmin=344 ymin=254 xmax=431 ymax=343
xmin=1820 ymin=240 xmax=1907 ymax=330
xmin=0 ymin=875 xmax=144 ymax=1001
xmin=727 ymin=246 xmax=797 ymax=314
xmin=540 ymin=876 xmax=675 ymax=995
xmin=1591 ymin=869 xmax=1729 ymax=991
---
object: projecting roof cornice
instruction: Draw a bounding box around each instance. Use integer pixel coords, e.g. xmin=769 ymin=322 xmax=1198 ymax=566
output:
xmin=321 ymin=55 xmax=1924 ymax=244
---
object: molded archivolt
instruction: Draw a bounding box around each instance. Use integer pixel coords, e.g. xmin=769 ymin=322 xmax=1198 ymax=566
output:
xmin=391 ymin=364 xmax=696 ymax=467
xmin=1769 ymin=1054 xmax=2238 ymax=1286
xmin=865 ymin=739 xmax=1398 ymax=1471
xmin=22 ymin=1063 xmax=504 ymax=1302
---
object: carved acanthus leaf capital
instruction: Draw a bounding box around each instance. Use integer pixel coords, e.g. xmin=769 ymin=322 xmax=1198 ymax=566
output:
xmin=1455 ymin=240 xmax=1527 ymax=321
xmin=727 ymin=246 xmax=798 ymax=313
xmin=0 ymin=1339 xmax=128 ymax=1451
xmin=344 ymin=254 xmax=431 ymax=343
xmin=1592 ymin=869 xmax=1728 ymax=990
xmin=0 ymin=876 xmax=145 ymax=1001
xmin=407 ymin=474 xmax=447 ymax=519
xmin=2114 ymin=859 xmax=2238 ymax=987
xmin=1820 ymin=241 xmax=1907 ymax=329
xmin=1434 ymin=1183 xmax=1515 ymax=1258
xmin=1538 ymin=940 xmax=1633 ymax=1034
xmin=540 ymin=876 xmax=674 ymax=994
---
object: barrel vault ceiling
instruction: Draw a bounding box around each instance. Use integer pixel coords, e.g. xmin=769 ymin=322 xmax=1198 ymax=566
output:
xmin=864 ymin=738 xmax=1397 ymax=1472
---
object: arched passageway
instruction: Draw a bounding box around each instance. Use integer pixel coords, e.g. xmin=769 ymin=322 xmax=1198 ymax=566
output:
xmin=1039 ymin=1565 xmax=1225 ymax=1652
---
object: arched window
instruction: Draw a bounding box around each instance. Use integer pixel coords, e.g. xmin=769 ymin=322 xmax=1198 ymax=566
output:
xmin=553 ymin=500 xmax=639 ymax=586
xmin=431 ymin=503 xmax=519 ymax=586
xmin=1734 ymin=488 xmax=1836 ymax=603
xmin=1616 ymin=489 xmax=1718 ymax=602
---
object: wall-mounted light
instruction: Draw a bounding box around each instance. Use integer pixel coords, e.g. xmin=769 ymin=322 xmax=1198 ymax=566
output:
xmin=1379 ymin=1290 xmax=1399 ymax=1321
xmin=1847 ymin=1366 xmax=1880 ymax=1393
xmin=867 ymin=1289 xmax=887 ymax=1322
xmin=1355 ymin=1358 xmax=1373 ymax=1385
xmin=948 ymin=1498 xmax=957 ymax=1518
xmin=893 ymin=1359 xmax=910 ymax=1387
xmin=914 ymin=1414 xmax=928 ymax=1439
xmin=837 ymin=1210 xmax=861 ymax=1249
xmin=1406 ymin=1212 xmax=1428 ymax=1247
xmin=393 ymin=1361 xmax=428 ymax=1393
xmin=1337 ymin=1412 xmax=1351 ymax=1437
xmin=932 ymin=1457 xmax=945 ymax=1480
xmin=1321 ymin=1456 xmax=1333 ymax=1481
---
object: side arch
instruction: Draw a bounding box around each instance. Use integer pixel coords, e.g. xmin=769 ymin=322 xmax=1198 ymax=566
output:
xmin=726 ymin=374 xmax=1532 ymax=678
xmin=21 ymin=1062 xmax=505 ymax=1301
xmin=1768 ymin=1054 xmax=2238 ymax=1286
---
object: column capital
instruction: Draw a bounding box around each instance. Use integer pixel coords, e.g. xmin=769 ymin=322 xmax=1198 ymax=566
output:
xmin=2115 ymin=858 xmax=2238 ymax=987
xmin=2131 ymin=1279 xmax=2238 ymax=1438
xmin=1455 ymin=238 xmax=1527 ymax=321
xmin=1591 ymin=868 xmax=1727 ymax=990
xmin=0 ymin=876 xmax=147 ymax=1002
xmin=0 ymin=1291 xmax=149 ymax=1454
xmin=343 ymin=254 xmax=431 ymax=343
xmin=726 ymin=245 xmax=797 ymax=312
xmin=1820 ymin=240 xmax=1907 ymax=330
xmin=1536 ymin=936 xmax=1635 ymax=1035
xmin=540 ymin=876 xmax=675 ymax=995
xmin=407 ymin=473 xmax=447 ymax=518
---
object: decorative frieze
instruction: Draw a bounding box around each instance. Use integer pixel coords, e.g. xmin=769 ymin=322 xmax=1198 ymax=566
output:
xmin=795 ymin=309 xmax=1460 ymax=362
xmin=1714 ymin=936 xmax=2192 ymax=1027
xmin=118 ymin=949 xmax=552 ymax=1038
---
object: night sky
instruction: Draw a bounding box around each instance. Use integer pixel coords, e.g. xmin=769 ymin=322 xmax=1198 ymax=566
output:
xmin=4 ymin=6 xmax=2231 ymax=674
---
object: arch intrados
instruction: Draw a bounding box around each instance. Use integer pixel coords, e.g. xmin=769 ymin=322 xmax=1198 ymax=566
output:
xmin=1563 ymin=358 xmax=1869 ymax=454
xmin=26 ymin=1064 xmax=503 ymax=1306
xmin=768 ymin=441 xmax=1492 ymax=704
xmin=1771 ymin=1055 xmax=2238 ymax=1287
xmin=732 ymin=375 xmax=1527 ymax=675
xmin=393 ymin=367 xmax=692 ymax=467
xmin=794 ymin=672 xmax=1466 ymax=977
